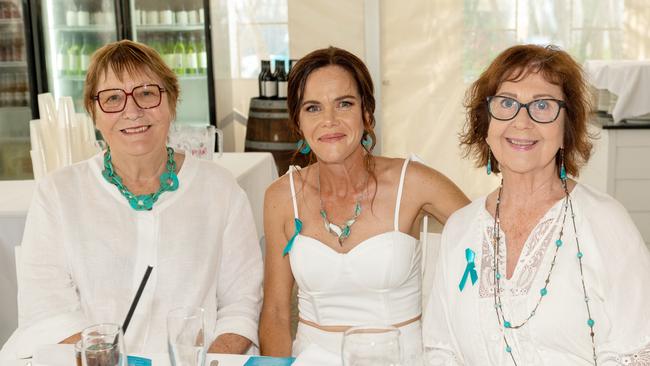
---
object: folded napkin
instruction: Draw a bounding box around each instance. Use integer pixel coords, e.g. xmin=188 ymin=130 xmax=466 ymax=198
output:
xmin=292 ymin=344 xmax=341 ymax=366
xmin=33 ymin=344 xmax=75 ymax=366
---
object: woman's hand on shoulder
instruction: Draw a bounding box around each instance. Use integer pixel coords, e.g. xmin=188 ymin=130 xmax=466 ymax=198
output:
xmin=406 ymin=161 xmax=469 ymax=224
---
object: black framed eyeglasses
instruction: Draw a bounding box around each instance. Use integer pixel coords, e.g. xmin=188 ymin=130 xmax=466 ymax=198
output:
xmin=92 ymin=84 xmax=166 ymax=113
xmin=487 ymin=95 xmax=566 ymax=124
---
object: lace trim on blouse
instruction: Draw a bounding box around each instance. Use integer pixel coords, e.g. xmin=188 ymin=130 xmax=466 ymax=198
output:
xmin=602 ymin=339 xmax=650 ymax=365
xmin=478 ymin=204 xmax=562 ymax=299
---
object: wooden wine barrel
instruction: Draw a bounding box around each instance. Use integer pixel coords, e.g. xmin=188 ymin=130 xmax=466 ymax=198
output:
xmin=245 ymin=98 xmax=309 ymax=175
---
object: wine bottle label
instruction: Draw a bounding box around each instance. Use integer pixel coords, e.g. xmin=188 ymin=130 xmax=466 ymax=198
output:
xmin=81 ymin=55 xmax=90 ymax=71
xmin=176 ymin=11 xmax=188 ymax=25
xmin=173 ymin=53 xmax=183 ymax=69
xmin=199 ymin=52 xmax=207 ymax=68
xmin=278 ymin=81 xmax=288 ymax=98
xmin=77 ymin=11 xmax=90 ymax=26
xmin=57 ymin=53 xmax=68 ymax=74
xmin=160 ymin=10 xmax=173 ymax=25
xmin=186 ymin=53 xmax=198 ymax=69
xmin=263 ymin=81 xmax=278 ymax=97
xmin=68 ymin=54 xmax=79 ymax=73
xmin=66 ymin=11 xmax=77 ymax=26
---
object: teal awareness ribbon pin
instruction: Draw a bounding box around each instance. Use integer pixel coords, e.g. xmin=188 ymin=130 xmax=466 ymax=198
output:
xmin=282 ymin=218 xmax=303 ymax=256
xmin=458 ymin=248 xmax=478 ymax=291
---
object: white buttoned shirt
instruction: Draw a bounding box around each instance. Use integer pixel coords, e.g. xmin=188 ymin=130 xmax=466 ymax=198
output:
xmin=0 ymin=152 xmax=263 ymax=359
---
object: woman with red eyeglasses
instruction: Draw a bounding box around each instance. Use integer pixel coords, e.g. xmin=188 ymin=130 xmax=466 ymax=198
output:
xmin=1 ymin=40 xmax=262 ymax=359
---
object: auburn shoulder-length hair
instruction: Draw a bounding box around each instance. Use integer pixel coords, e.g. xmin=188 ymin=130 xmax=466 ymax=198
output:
xmin=460 ymin=44 xmax=593 ymax=176
xmin=287 ymin=46 xmax=376 ymax=169
xmin=83 ymin=40 xmax=179 ymax=121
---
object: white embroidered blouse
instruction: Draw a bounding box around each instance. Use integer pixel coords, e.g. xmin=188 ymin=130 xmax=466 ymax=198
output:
xmin=423 ymin=183 xmax=650 ymax=366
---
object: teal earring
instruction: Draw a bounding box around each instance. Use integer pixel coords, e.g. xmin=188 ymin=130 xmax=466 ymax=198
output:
xmin=361 ymin=133 xmax=373 ymax=150
xmin=559 ymin=148 xmax=567 ymax=180
xmin=296 ymin=139 xmax=311 ymax=154
xmin=487 ymin=148 xmax=492 ymax=175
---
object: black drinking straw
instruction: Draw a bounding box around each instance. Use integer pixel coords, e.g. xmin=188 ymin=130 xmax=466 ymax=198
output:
xmin=122 ymin=266 xmax=153 ymax=333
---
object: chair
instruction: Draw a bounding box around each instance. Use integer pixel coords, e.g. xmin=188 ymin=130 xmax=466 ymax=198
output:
xmin=420 ymin=216 xmax=442 ymax=309
xmin=14 ymin=246 xmax=21 ymax=280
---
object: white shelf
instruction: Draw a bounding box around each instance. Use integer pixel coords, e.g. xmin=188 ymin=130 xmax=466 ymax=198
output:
xmin=136 ymin=24 xmax=204 ymax=32
xmin=0 ymin=61 xmax=27 ymax=68
xmin=0 ymin=19 xmax=22 ymax=26
xmin=51 ymin=25 xmax=115 ymax=32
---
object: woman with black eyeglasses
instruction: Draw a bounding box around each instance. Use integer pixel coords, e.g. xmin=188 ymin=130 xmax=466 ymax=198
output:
xmin=422 ymin=44 xmax=650 ymax=365
xmin=1 ymin=40 xmax=262 ymax=359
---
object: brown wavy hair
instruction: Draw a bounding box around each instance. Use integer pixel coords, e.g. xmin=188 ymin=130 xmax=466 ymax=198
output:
xmin=83 ymin=40 xmax=180 ymax=121
xmin=460 ymin=44 xmax=593 ymax=176
xmin=287 ymin=46 xmax=376 ymax=171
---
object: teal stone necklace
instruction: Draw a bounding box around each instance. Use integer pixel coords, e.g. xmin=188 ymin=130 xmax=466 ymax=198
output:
xmin=318 ymin=167 xmax=367 ymax=246
xmin=492 ymin=177 xmax=597 ymax=365
xmin=102 ymin=147 xmax=179 ymax=211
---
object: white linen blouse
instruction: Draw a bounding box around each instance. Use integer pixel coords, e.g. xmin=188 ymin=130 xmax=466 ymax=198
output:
xmin=423 ymin=183 xmax=650 ymax=365
xmin=0 ymin=152 xmax=263 ymax=359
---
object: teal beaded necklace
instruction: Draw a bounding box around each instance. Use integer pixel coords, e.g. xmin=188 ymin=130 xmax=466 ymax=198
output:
xmin=102 ymin=147 xmax=179 ymax=211
xmin=492 ymin=177 xmax=597 ymax=365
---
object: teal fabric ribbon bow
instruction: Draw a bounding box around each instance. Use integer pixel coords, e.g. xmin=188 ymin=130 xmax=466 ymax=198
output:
xmin=282 ymin=218 xmax=303 ymax=256
xmin=458 ymin=248 xmax=478 ymax=291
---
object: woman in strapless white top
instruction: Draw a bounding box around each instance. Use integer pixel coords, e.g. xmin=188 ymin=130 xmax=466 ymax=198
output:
xmin=259 ymin=46 xmax=469 ymax=362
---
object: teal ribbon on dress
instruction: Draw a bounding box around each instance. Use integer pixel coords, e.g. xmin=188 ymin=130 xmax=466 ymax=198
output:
xmin=458 ymin=248 xmax=478 ymax=291
xmin=282 ymin=218 xmax=302 ymax=256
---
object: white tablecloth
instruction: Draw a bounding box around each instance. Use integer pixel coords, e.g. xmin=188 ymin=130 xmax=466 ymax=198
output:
xmin=0 ymin=152 xmax=278 ymax=347
xmin=583 ymin=60 xmax=650 ymax=122
xmin=5 ymin=343 xmax=254 ymax=366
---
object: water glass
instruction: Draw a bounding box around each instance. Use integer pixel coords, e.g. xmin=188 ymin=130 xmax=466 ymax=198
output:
xmin=167 ymin=124 xmax=223 ymax=160
xmin=81 ymin=323 xmax=127 ymax=366
xmin=167 ymin=307 xmax=206 ymax=366
xmin=342 ymin=324 xmax=401 ymax=366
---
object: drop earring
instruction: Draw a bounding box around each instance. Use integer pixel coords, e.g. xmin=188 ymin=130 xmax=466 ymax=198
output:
xmin=361 ymin=133 xmax=373 ymax=151
xmin=560 ymin=148 xmax=567 ymax=180
xmin=487 ymin=148 xmax=492 ymax=175
xmin=296 ymin=139 xmax=311 ymax=155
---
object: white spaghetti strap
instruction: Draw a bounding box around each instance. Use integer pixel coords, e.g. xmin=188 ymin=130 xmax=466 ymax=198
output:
xmin=289 ymin=166 xmax=299 ymax=219
xmin=393 ymin=157 xmax=411 ymax=231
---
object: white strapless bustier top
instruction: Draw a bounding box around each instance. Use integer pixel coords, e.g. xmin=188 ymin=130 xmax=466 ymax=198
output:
xmin=289 ymin=232 xmax=422 ymax=326
xmin=285 ymin=156 xmax=423 ymax=326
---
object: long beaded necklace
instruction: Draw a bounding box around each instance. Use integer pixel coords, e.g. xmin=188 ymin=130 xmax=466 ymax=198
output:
xmin=492 ymin=177 xmax=597 ymax=365
xmin=102 ymin=146 xmax=179 ymax=211
xmin=317 ymin=167 xmax=367 ymax=246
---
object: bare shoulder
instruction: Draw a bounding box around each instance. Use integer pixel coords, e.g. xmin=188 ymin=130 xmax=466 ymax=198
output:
xmin=373 ymin=156 xmax=409 ymax=182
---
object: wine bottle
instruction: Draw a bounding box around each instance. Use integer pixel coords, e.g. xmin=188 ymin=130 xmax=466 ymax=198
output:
xmin=67 ymin=34 xmax=80 ymax=76
xmin=274 ymin=60 xmax=288 ymax=99
xmin=57 ymin=34 xmax=68 ymax=76
xmin=80 ymin=34 xmax=91 ymax=74
xmin=172 ymin=34 xmax=186 ymax=75
xmin=263 ymin=60 xmax=277 ymax=99
xmin=197 ymin=34 xmax=207 ymax=75
xmin=258 ymin=60 xmax=269 ymax=98
xmin=185 ymin=34 xmax=198 ymax=75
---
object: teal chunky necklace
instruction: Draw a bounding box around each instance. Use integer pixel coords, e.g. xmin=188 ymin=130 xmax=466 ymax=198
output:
xmin=102 ymin=147 xmax=179 ymax=211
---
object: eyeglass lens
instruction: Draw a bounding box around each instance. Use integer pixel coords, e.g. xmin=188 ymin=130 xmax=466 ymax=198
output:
xmin=97 ymin=85 xmax=162 ymax=112
xmin=489 ymin=96 xmax=561 ymax=123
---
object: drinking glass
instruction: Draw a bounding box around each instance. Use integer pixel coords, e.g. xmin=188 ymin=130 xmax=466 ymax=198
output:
xmin=342 ymin=324 xmax=401 ymax=366
xmin=167 ymin=124 xmax=223 ymax=160
xmin=81 ymin=323 xmax=127 ymax=366
xmin=167 ymin=307 xmax=206 ymax=366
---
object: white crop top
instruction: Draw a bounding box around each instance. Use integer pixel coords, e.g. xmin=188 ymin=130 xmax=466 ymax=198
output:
xmin=286 ymin=157 xmax=423 ymax=326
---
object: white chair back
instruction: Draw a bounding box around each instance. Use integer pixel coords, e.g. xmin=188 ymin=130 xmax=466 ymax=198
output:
xmin=420 ymin=217 xmax=441 ymax=309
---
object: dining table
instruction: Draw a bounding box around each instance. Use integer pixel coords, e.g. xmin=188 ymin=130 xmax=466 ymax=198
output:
xmin=0 ymin=152 xmax=278 ymax=347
